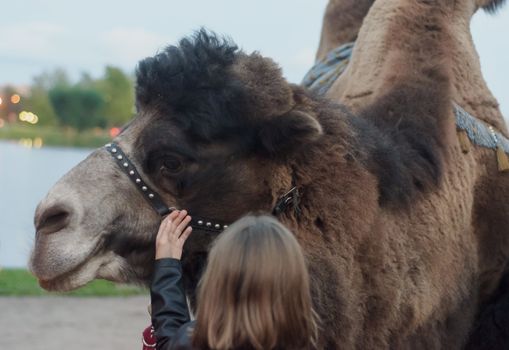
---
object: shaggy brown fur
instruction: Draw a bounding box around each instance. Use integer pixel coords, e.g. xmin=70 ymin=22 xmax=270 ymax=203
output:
xmin=132 ymin=30 xmax=464 ymax=348
xmin=317 ymin=0 xmax=509 ymax=348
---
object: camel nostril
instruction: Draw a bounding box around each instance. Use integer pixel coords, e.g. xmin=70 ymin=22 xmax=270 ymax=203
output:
xmin=36 ymin=206 xmax=71 ymax=235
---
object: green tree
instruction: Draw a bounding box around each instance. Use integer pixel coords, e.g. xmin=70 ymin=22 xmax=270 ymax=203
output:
xmin=96 ymin=66 xmax=135 ymax=126
xmin=33 ymin=69 xmax=70 ymax=90
xmin=49 ymin=87 xmax=106 ymax=130
xmin=77 ymin=72 xmax=95 ymax=89
xmin=23 ymin=73 xmax=60 ymax=126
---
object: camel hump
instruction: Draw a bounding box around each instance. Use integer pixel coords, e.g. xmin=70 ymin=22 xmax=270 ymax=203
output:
xmin=480 ymin=0 xmax=507 ymax=13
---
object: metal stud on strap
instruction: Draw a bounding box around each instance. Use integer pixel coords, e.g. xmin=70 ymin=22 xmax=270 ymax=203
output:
xmin=105 ymin=143 xmax=170 ymax=217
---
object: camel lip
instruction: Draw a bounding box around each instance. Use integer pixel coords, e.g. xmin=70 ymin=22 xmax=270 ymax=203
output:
xmin=33 ymin=249 xmax=104 ymax=292
xmin=36 ymin=261 xmax=90 ymax=291
xmin=34 ymin=246 xmax=122 ymax=292
xmin=37 ymin=278 xmax=69 ymax=291
xmin=36 ymin=253 xmax=131 ymax=292
xmin=31 ymin=232 xmax=108 ymax=291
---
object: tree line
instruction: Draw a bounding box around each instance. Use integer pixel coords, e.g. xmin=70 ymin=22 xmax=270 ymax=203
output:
xmin=1 ymin=66 xmax=135 ymax=131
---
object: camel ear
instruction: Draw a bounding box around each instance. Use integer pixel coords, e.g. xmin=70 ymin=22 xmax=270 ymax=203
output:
xmin=258 ymin=110 xmax=323 ymax=155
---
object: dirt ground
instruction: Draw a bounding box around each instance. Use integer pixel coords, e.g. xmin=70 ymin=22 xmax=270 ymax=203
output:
xmin=0 ymin=296 xmax=150 ymax=349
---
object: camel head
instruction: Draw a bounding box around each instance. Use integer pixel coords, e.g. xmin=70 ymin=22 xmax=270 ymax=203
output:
xmin=30 ymin=30 xmax=323 ymax=291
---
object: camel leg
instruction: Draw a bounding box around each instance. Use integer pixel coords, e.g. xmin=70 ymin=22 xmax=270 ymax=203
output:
xmin=465 ymin=272 xmax=509 ymax=349
xmin=465 ymin=168 xmax=509 ymax=349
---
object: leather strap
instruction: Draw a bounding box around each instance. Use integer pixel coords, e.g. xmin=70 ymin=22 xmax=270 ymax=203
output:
xmin=105 ymin=142 xmax=299 ymax=234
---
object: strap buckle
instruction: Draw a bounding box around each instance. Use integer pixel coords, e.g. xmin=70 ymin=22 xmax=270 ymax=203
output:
xmin=272 ymin=187 xmax=301 ymax=216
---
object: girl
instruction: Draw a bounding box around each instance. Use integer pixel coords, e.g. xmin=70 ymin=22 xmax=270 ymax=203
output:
xmin=144 ymin=210 xmax=318 ymax=350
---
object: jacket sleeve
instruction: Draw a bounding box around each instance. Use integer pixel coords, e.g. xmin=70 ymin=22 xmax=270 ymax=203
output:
xmin=150 ymin=258 xmax=192 ymax=350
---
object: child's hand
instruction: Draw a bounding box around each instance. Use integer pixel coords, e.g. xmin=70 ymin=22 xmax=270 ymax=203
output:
xmin=155 ymin=210 xmax=192 ymax=260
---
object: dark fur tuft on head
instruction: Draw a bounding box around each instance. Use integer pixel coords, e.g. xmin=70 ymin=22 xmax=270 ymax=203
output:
xmin=135 ymin=29 xmax=319 ymax=155
xmin=135 ymin=29 xmax=238 ymax=107
xmin=135 ymin=29 xmax=323 ymax=158
xmin=482 ymin=0 xmax=507 ymax=13
xmin=135 ymin=29 xmax=289 ymax=142
xmin=136 ymin=29 xmax=246 ymax=136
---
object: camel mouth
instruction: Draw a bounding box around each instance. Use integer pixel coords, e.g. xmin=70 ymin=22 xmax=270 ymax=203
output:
xmin=38 ymin=276 xmax=86 ymax=292
xmin=36 ymin=258 xmax=96 ymax=292
xmin=30 ymin=227 xmax=114 ymax=292
xmin=34 ymin=248 xmax=130 ymax=292
xmin=33 ymin=248 xmax=114 ymax=292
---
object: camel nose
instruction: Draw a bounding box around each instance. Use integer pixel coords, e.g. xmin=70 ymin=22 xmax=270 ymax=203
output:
xmin=35 ymin=203 xmax=72 ymax=236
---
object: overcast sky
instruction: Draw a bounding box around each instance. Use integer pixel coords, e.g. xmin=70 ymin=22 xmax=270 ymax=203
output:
xmin=1 ymin=0 xmax=508 ymax=118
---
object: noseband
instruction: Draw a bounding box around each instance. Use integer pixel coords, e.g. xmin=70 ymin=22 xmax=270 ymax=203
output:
xmin=104 ymin=142 xmax=300 ymax=234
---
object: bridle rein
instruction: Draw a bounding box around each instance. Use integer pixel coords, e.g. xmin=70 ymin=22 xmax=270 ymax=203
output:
xmin=104 ymin=142 xmax=300 ymax=234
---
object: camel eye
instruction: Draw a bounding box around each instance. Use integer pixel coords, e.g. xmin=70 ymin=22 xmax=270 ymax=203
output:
xmin=160 ymin=157 xmax=183 ymax=175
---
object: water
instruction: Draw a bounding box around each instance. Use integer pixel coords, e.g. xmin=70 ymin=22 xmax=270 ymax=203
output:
xmin=0 ymin=141 xmax=93 ymax=268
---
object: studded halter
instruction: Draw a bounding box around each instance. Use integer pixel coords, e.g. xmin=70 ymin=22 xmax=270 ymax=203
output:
xmin=104 ymin=142 xmax=300 ymax=234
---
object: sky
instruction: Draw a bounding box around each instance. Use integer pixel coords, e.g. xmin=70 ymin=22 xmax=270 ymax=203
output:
xmin=1 ymin=0 xmax=508 ymax=118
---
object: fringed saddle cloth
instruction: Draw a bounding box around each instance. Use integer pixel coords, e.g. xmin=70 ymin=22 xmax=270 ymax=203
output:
xmin=301 ymin=43 xmax=509 ymax=172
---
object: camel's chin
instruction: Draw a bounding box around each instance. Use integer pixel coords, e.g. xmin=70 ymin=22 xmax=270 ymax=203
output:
xmin=37 ymin=253 xmax=136 ymax=292
xmin=36 ymin=259 xmax=101 ymax=292
xmin=34 ymin=252 xmax=125 ymax=292
xmin=38 ymin=275 xmax=91 ymax=292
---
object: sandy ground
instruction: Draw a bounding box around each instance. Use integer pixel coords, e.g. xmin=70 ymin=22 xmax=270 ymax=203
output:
xmin=0 ymin=296 xmax=150 ymax=349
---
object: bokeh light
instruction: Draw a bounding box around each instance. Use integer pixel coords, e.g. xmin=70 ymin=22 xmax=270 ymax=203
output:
xmin=0 ymin=97 xmax=3 ymax=105
xmin=11 ymin=94 xmax=21 ymax=104
xmin=18 ymin=138 xmax=33 ymax=148
xmin=19 ymin=111 xmax=39 ymax=124
xmin=17 ymin=137 xmax=43 ymax=148
xmin=33 ymin=137 xmax=43 ymax=148
xmin=109 ymin=127 xmax=120 ymax=138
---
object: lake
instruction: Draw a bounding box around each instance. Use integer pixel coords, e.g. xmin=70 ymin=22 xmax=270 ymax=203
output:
xmin=0 ymin=141 xmax=93 ymax=268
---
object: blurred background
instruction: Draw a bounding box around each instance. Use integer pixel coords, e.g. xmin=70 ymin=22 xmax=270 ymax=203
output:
xmin=0 ymin=0 xmax=508 ymax=348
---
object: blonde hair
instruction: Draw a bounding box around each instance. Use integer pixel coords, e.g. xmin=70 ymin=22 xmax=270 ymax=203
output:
xmin=192 ymin=215 xmax=318 ymax=350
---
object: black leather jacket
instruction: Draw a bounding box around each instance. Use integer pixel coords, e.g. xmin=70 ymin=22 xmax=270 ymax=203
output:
xmin=151 ymin=258 xmax=195 ymax=350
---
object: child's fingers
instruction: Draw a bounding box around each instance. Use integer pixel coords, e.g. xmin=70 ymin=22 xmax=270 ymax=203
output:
xmin=156 ymin=220 xmax=168 ymax=241
xmin=164 ymin=210 xmax=180 ymax=225
xmin=179 ymin=226 xmax=192 ymax=242
xmin=171 ymin=210 xmax=188 ymax=227
xmin=159 ymin=211 xmax=178 ymax=233
xmin=175 ymin=215 xmax=192 ymax=236
xmin=158 ymin=211 xmax=179 ymax=240
xmin=168 ymin=220 xmax=181 ymax=240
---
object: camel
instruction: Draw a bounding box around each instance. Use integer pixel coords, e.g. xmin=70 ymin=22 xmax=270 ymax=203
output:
xmin=30 ymin=1 xmax=509 ymax=349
